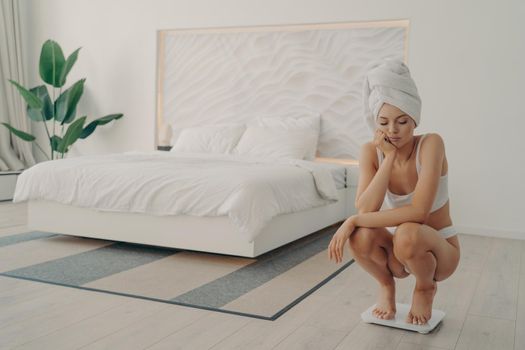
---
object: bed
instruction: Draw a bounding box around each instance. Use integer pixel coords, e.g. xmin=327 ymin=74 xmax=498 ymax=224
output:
xmin=16 ymin=20 xmax=408 ymax=257
xmin=16 ymin=151 xmax=358 ymax=257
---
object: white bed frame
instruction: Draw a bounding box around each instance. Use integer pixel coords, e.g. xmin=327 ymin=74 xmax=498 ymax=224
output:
xmin=27 ymin=184 xmax=356 ymax=258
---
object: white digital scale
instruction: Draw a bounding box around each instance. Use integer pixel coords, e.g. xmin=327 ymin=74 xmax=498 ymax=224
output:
xmin=361 ymin=303 xmax=445 ymax=334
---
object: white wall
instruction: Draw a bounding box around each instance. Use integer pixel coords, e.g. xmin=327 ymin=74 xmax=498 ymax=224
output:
xmin=20 ymin=0 xmax=525 ymax=238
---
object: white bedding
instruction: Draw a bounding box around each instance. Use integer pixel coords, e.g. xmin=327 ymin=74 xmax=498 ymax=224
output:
xmin=14 ymin=151 xmax=340 ymax=242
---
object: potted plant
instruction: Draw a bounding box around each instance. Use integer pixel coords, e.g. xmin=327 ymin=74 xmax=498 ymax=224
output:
xmin=2 ymin=40 xmax=123 ymax=160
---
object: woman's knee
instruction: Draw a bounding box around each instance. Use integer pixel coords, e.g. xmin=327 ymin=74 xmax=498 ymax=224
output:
xmin=392 ymin=223 xmax=422 ymax=260
xmin=348 ymin=227 xmax=379 ymax=256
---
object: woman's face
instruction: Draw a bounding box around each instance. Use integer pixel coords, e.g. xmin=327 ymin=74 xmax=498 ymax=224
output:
xmin=376 ymin=103 xmax=416 ymax=147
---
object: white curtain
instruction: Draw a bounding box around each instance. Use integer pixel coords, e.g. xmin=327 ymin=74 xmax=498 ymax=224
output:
xmin=0 ymin=0 xmax=36 ymax=171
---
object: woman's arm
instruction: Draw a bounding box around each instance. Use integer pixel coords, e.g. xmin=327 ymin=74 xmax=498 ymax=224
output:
xmin=336 ymin=204 xmax=425 ymax=237
xmin=355 ymin=149 xmax=396 ymax=213
xmin=355 ymin=133 xmax=398 ymax=213
xmin=352 ymin=204 xmax=426 ymax=228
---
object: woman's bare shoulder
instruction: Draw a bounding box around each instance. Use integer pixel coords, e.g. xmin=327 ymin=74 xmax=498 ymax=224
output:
xmin=422 ymin=132 xmax=444 ymax=141
xmin=360 ymin=141 xmax=379 ymax=169
xmin=419 ymin=133 xmax=447 ymax=172
xmin=420 ymin=133 xmax=446 ymax=152
xmin=361 ymin=141 xmax=376 ymax=151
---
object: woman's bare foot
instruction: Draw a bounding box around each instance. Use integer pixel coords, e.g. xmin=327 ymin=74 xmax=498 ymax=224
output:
xmin=406 ymin=281 xmax=437 ymax=325
xmin=372 ymin=282 xmax=396 ymax=320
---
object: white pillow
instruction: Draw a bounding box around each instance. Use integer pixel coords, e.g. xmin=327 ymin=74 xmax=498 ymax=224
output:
xmin=171 ymin=124 xmax=246 ymax=154
xmin=257 ymin=114 xmax=320 ymax=160
xmin=233 ymin=126 xmax=317 ymax=160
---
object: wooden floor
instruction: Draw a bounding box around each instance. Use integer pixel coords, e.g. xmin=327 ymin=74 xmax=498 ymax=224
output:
xmin=1 ymin=201 xmax=523 ymax=350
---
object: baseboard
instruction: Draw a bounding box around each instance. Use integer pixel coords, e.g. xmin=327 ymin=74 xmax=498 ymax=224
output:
xmin=455 ymin=225 xmax=525 ymax=241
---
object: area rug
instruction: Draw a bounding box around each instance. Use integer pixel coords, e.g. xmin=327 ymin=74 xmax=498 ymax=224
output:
xmin=0 ymin=224 xmax=354 ymax=320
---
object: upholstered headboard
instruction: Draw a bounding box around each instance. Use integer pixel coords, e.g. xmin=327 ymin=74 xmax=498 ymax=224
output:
xmin=156 ymin=20 xmax=408 ymax=158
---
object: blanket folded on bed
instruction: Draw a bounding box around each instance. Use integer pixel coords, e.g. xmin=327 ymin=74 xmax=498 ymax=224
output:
xmin=13 ymin=152 xmax=339 ymax=242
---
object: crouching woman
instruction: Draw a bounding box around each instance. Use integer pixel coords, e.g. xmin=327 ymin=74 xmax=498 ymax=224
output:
xmin=328 ymin=60 xmax=460 ymax=325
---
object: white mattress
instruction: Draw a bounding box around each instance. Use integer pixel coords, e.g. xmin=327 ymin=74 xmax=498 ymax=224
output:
xmin=14 ymin=151 xmax=342 ymax=242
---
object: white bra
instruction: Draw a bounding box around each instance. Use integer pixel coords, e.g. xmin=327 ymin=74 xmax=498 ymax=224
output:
xmin=377 ymin=134 xmax=449 ymax=213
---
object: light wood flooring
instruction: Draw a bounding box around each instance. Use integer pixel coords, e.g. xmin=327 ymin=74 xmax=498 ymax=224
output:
xmin=0 ymin=201 xmax=523 ymax=350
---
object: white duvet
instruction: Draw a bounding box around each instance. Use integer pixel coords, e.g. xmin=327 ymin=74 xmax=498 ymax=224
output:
xmin=14 ymin=151 xmax=339 ymax=242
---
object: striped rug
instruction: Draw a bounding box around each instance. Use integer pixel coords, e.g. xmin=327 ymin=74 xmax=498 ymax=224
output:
xmin=0 ymin=224 xmax=354 ymax=320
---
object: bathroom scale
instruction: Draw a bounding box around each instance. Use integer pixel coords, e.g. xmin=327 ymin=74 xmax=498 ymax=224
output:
xmin=361 ymin=303 xmax=445 ymax=334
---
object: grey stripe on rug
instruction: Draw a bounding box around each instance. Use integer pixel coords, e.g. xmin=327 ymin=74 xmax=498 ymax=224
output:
xmin=171 ymin=226 xmax=336 ymax=308
xmin=0 ymin=231 xmax=57 ymax=247
xmin=4 ymin=242 xmax=178 ymax=285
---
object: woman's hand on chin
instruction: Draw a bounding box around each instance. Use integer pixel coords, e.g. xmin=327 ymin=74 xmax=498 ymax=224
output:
xmin=328 ymin=216 xmax=357 ymax=264
xmin=374 ymin=129 xmax=398 ymax=156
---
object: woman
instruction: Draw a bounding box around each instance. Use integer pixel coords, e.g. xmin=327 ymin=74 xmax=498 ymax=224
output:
xmin=328 ymin=59 xmax=460 ymax=326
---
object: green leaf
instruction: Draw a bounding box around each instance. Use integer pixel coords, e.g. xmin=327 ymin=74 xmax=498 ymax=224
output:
xmin=54 ymin=78 xmax=86 ymax=124
xmin=27 ymin=85 xmax=53 ymax=121
xmin=58 ymin=48 xmax=81 ymax=87
xmin=1 ymin=122 xmax=36 ymax=141
xmin=50 ymin=135 xmax=63 ymax=152
xmin=58 ymin=116 xmax=86 ymax=153
xmin=79 ymin=121 xmax=97 ymax=140
xmin=80 ymin=113 xmax=123 ymax=139
xmin=39 ymin=40 xmax=66 ymax=87
xmin=8 ymin=80 xmax=43 ymax=109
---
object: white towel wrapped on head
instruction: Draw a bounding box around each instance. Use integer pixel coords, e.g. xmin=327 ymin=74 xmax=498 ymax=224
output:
xmin=362 ymin=59 xmax=421 ymax=132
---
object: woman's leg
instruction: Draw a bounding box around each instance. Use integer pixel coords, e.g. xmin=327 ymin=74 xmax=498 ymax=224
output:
xmin=392 ymin=223 xmax=460 ymax=325
xmin=348 ymin=227 xmax=409 ymax=320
